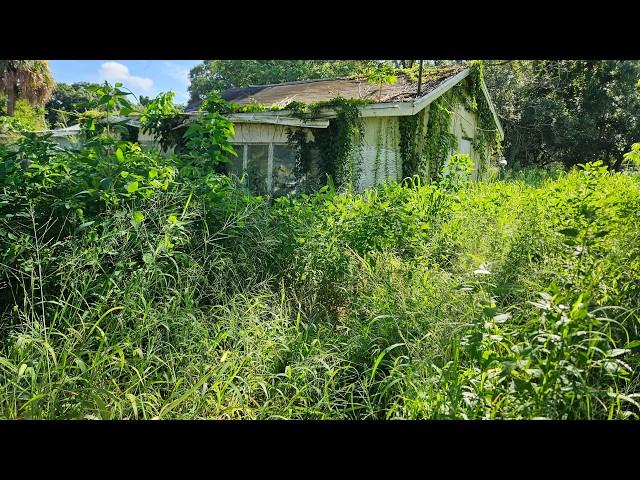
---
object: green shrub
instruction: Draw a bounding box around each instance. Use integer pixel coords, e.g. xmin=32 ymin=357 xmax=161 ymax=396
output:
xmin=1 ymin=82 xmax=638 ymax=419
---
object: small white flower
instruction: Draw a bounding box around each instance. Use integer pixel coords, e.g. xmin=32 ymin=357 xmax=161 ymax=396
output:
xmin=473 ymin=264 xmax=491 ymax=275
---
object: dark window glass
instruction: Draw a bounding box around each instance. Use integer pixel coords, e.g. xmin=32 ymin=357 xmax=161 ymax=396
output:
xmin=272 ymin=144 xmax=297 ymax=197
xmin=226 ymin=144 xmax=244 ymax=177
xmin=246 ymin=144 xmax=269 ymax=195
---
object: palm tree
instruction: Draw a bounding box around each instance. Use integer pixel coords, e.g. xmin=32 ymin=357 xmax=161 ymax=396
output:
xmin=0 ymin=60 xmax=54 ymax=116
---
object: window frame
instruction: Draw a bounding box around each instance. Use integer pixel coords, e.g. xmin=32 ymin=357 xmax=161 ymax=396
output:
xmin=230 ymin=141 xmax=297 ymax=195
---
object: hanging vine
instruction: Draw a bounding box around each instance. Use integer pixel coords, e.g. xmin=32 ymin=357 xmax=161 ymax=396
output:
xmin=398 ymin=110 xmax=423 ymax=180
xmin=286 ymin=128 xmax=315 ymax=193
xmin=467 ymin=60 xmax=502 ymax=180
xmin=422 ymin=91 xmax=459 ymax=182
xmin=392 ymin=118 xmax=401 ymax=181
xmin=286 ymin=97 xmax=368 ymax=190
xmin=397 ymin=61 xmax=502 ymax=183
xmin=373 ymin=119 xmax=383 ymax=185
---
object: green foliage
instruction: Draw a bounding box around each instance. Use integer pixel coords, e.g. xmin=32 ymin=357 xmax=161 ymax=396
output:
xmin=44 ymin=82 xmax=100 ymax=127
xmin=301 ymin=97 xmax=366 ymax=190
xmin=623 ymin=143 xmax=640 ymax=172
xmin=365 ymin=63 xmax=398 ymax=101
xmin=0 ymin=99 xmax=47 ymax=140
xmin=422 ymin=93 xmax=459 ymax=182
xmin=398 ymin=110 xmax=424 ymax=180
xmin=439 ymin=152 xmax=474 ymax=191
xmin=1 ymin=80 xmax=639 ymax=419
xmin=467 ymin=61 xmax=502 ymax=179
xmin=75 ymin=82 xmax=135 ymax=142
xmin=484 ymin=60 xmax=640 ymax=170
xmin=181 ymin=112 xmax=236 ymax=178
xmin=139 ymin=91 xmax=184 ymax=152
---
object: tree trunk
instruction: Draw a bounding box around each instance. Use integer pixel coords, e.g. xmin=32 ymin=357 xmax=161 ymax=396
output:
xmin=612 ymin=155 xmax=624 ymax=172
xmin=6 ymin=84 xmax=17 ymax=116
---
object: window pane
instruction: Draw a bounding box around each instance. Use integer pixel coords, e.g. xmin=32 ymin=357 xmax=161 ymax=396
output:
xmin=226 ymin=144 xmax=244 ymax=177
xmin=246 ymin=144 xmax=269 ymax=195
xmin=272 ymin=144 xmax=297 ymax=197
xmin=458 ymin=138 xmax=472 ymax=155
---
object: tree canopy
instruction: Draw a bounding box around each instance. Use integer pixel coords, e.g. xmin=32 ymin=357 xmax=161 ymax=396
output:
xmin=44 ymin=82 xmax=101 ymax=127
xmin=484 ymin=60 xmax=640 ymax=170
xmin=0 ymin=60 xmax=54 ymax=117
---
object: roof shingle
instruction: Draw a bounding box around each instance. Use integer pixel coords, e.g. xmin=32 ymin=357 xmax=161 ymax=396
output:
xmin=185 ymin=64 xmax=466 ymax=112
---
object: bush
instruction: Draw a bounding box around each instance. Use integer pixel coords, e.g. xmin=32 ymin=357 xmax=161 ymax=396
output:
xmin=0 ymin=83 xmax=638 ymax=419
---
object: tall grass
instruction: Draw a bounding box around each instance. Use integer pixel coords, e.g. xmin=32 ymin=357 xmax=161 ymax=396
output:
xmin=1 ymin=157 xmax=639 ymax=418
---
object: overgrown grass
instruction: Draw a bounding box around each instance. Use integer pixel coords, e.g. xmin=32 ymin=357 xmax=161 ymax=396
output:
xmin=1 ymin=138 xmax=639 ymax=418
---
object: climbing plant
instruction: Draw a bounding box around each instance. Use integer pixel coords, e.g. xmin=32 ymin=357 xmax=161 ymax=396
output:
xmin=286 ymin=128 xmax=317 ymax=192
xmin=286 ymin=97 xmax=369 ymax=190
xmin=373 ymin=119 xmax=383 ymax=185
xmin=467 ymin=60 xmax=502 ymax=179
xmin=422 ymin=91 xmax=459 ymax=182
xmin=398 ymin=61 xmax=502 ymax=183
xmin=398 ymin=110 xmax=424 ymax=180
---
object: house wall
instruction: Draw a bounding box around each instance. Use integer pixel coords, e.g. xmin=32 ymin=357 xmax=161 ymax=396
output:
xmin=123 ymin=95 xmax=491 ymax=194
xmin=352 ymin=96 xmax=488 ymax=190
xmin=355 ymin=98 xmax=485 ymax=190
xmin=449 ymin=102 xmax=483 ymax=181
xmin=357 ymin=116 xmax=403 ymax=190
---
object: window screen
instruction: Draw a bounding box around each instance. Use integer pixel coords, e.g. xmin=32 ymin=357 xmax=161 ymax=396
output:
xmin=246 ymin=144 xmax=269 ymax=195
xmin=272 ymin=144 xmax=297 ymax=197
xmin=226 ymin=144 xmax=244 ymax=177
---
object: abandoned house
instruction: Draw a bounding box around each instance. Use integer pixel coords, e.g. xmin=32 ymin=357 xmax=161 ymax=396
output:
xmin=183 ymin=62 xmax=505 ymax=196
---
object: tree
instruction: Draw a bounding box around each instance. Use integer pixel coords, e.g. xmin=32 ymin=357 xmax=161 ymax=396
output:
xmin=187 ymin=60 xmax=376 ymax=103
xmin=0 ymin=60 xmax=54 ymax=117
xmin=484 ymin=60 xmax=640 ymax=170
xmin=365 ymin=63 xmax=398 ymax=101
xmin=44 ymin=82 xmax=100 ymax=127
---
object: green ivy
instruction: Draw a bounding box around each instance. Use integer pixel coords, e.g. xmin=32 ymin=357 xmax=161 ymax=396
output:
xmin=467 ymin=61 xmax=502 ymax=179
xmin=398 ymin=110 xmax=424 ymax=180
xmin=422 ymin=92 xmax=459 ymax=182
xmin=285 ymin=97 xmax=369 ymax=190
xmin=398 ymin=61 xmax=502 ymax=183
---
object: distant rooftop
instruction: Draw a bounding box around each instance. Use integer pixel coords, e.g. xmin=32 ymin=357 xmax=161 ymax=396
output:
xmin=185 ymin=64 xmax=467 ymax=112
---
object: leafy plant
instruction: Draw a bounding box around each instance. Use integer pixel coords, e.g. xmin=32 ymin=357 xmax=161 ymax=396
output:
xmin=365 ymin=63 xmax=398 ymax=102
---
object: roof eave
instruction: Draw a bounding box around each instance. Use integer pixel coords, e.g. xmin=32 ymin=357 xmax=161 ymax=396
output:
xmin=183 ymin=68 xmax=505 ymax=137
xmin=480 ymin=79 xmax=505 ymax=140
xmin=356 ymin=68 xmax=471 ymax=118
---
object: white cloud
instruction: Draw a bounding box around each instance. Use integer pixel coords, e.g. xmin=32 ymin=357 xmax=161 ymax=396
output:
xmin=163 ymin=61 xmax=190 ymax=86
xmin=98 ymin=61 xmax=154 ymax=91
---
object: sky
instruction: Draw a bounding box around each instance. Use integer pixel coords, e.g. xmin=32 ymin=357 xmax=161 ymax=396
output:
xmin=48 ymin=60 xmax=203 ymax=104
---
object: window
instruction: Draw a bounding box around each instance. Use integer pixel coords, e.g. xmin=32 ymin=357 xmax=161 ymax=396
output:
xmin=272 ymin=144 xmax=297 ymax=197
xmin=227 ymin=142 xmax=298 ymax=196
xmin=227 ymin=144 xmax=245 ymax=177
xmin=246 ymin=144 xmax=269 ymax=195
xmin=458 ymin=138 xmax=472 ymax=156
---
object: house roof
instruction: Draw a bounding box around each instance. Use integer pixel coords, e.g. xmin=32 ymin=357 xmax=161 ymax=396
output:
xmin=182 ymin=63 xmax=503 ymax=139
xmin=185 ymin=64 xmax=467 ymax=112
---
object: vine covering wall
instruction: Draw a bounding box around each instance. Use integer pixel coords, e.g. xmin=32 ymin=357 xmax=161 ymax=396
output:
xmin=286 ymin=97 xmax=370 ymax=191
xmin=397 ymin=62 xmax=502 ymax=183
xmin=285 ymin=61 xmax=502 ymax=191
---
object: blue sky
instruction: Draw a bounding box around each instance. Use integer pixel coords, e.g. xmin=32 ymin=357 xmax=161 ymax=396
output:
xmin=48 ymin=60 xmax=203 ymax=104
